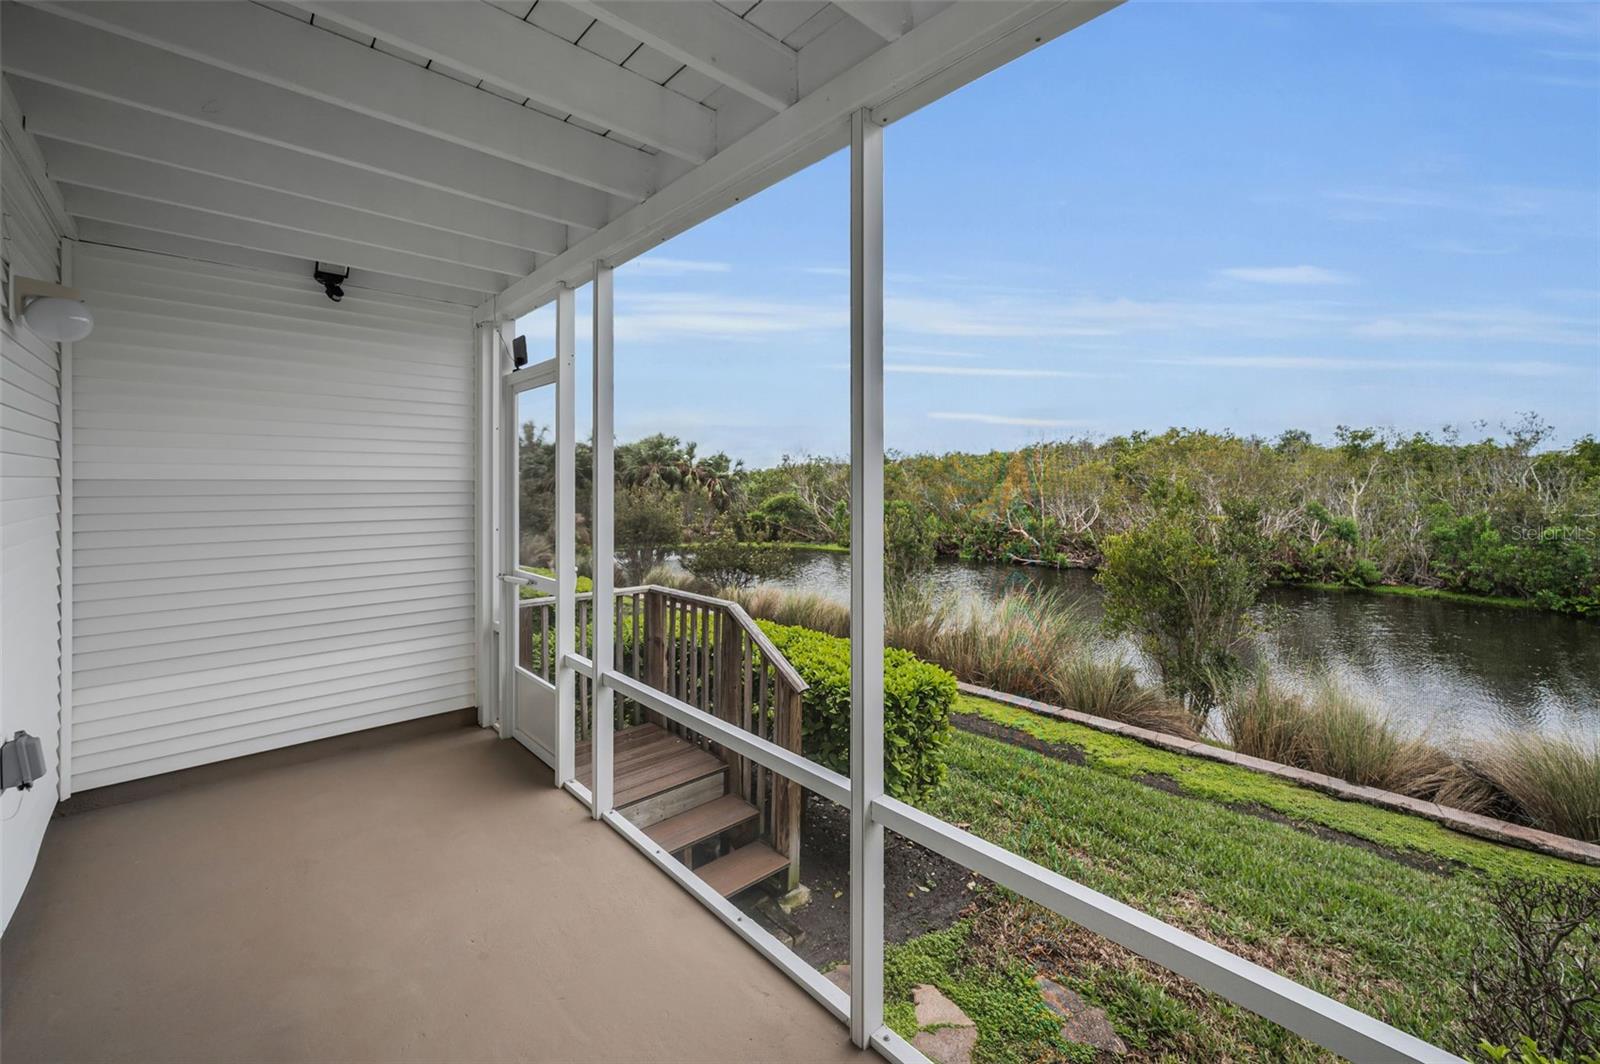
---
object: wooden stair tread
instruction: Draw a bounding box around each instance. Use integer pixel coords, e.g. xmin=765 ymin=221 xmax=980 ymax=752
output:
xmin=645 ymin=795 xmax=759 ymax=852
xmin=575 ymin=724 xmax=726 ymax=808
xmin=696 ymin=842 xmax=790 ymax=898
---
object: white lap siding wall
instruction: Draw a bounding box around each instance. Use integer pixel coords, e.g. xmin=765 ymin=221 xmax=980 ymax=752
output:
xmin=1 ymin=121 xmax=66 ymax=926
xmin=69 ymin=244 xmax=477 ymax=791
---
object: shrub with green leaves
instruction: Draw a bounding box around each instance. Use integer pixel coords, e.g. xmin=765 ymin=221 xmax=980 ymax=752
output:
xmin=1096 ymin=488 xmax=1269 ymax=720
xmin=758 ymin=620 xmax=956 ymax=801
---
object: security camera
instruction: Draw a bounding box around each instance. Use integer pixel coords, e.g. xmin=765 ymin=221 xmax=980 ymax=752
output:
xmin=314 ymin=262 xmax=350 ymax=303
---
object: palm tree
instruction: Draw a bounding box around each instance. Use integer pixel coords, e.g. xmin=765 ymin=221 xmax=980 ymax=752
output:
xmin=618 ymin=433 xmax=688 ymax=491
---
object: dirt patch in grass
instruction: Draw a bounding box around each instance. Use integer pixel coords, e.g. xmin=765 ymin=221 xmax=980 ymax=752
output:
xmin=780 ymin=793 xmax=985 ymax=968
xmin=953 ymin=711 xmax=1088 ymax=766
xmin=1236 ymin=802 xmax=1456 ymax=877
xmin=965 ymin=897 xmax=1345 ymax=1062
xmin=962 ymin=711 xmax=1455 ymax=878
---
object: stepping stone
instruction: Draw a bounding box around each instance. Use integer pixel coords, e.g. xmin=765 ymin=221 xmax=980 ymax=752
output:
xmin=911 ymin=1025 xmax=978 ymax=1064
xmin=823 ymin=965 xmax=851 ymax=994
xmin=913 ymin=984 xmax=975 ymax=1029
xmin=1035 ymin=976 xmax=1127 ymax=1056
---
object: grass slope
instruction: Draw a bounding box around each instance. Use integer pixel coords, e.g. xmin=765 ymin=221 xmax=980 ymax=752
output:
xmin=958 ymin=695 xmax=1587 ymax=881
xmin=880 ymin=698 xmax=1597 ymax=1060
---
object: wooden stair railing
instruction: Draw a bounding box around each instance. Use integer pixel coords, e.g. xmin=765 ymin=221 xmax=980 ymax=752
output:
xmin=519 ymin=584 xmax=809 ymax=892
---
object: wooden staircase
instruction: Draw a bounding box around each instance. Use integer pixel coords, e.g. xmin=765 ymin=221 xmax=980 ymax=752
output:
xmin=577 ymin=722 xmax=790 ymax=898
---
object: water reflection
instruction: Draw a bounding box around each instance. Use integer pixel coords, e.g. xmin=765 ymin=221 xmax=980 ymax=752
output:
xmin=741 ymin=550 xmax=1599 ymax=747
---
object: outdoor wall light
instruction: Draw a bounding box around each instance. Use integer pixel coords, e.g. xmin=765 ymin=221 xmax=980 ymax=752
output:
xmin=11 ymin=276 xmax=94 ymax=343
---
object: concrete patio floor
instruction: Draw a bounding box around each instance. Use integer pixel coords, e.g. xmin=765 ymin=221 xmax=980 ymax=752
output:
xmin=1 ymin=715 xmax=860 ymax=1063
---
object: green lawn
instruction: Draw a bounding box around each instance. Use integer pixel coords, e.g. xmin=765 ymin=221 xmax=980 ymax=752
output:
xmin=880 ymin=696 xmax=1598 ymax=1062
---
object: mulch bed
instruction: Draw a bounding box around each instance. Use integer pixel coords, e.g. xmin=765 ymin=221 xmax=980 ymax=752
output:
xmin=744 ymin=793 xmax=986 ymax=968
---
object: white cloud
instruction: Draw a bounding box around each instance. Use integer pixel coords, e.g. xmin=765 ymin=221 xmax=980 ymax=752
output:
xmin=626 ymin=257 xmax=732 ymax=276
xmin=885 ymin=292 xmax=1349 ymax=341
xmin=928 ymin=411 xmax=1088 ymax=427
xmin=1326 ymin=185 xmax=1557 ymax=218
xmin=615 ymin=292 xmax=844 ymax=342
xmin=1438 ymin=4 xmax=1600 ymax=40
xmin=1143 ymin=354 xmax=1580 ymax=378
xmin=1419 ymin=239 xmax=1516 ymax=256
xmin=1351 ymin=308 xmax=1596 ymax=346
xmin=1217 ymin=265 xmax=1356 ymax=286
xmin=886 ymin=364 xmax=1103 ymax=379
xmin=885 ymin=344 xmax=984 ymax=360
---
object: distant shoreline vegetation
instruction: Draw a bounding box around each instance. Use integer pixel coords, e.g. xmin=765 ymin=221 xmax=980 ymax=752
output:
xmin=516 ymin=415 xmax=1600 ymax=617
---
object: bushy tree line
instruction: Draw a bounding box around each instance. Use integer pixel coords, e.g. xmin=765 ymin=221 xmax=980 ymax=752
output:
xmin=521 ymin=417 xmax=1599 ymax=615
xmin=751 ymin=418 xmax=1598 ymax=615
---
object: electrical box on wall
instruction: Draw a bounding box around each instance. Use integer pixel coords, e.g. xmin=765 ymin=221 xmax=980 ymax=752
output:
xmin=1 ymin=732 xmax=46 ymax=792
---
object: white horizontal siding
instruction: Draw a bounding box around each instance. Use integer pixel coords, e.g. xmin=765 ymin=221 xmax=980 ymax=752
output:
xmin=71 ymin=244 xmax=476 ymax=790
xmin=1 ymin=120 xmax=64 ymax=927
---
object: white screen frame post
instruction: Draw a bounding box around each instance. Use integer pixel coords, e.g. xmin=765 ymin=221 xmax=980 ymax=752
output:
xmin=848 ymin=105 xmax=886 ymax=1050
xmin=589 ymin=263 xmax=615 ymax=818
xmin=496 ymin=320 xmax=519 ymax=741
xmin=553 ymin=285 xmax=578 ymax=788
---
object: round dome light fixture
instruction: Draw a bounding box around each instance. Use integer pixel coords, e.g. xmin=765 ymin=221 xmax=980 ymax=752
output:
xmin=11 ymin=276 xmax=94 ymax=343
xmin=22 ymin=295 xmax=94 ymax=343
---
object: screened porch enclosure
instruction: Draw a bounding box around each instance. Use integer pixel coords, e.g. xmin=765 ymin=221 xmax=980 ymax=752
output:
xmin=1 ymin=3 xmax=1464 ymax=1061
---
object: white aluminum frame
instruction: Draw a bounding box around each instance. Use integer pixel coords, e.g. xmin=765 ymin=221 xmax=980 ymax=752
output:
xmin=57 ymin=237 xmax=76 ymax=800
xmin=589 ymin=263 xmax=615 ymax=819
xmin=873 ymin=796 xmax=1460 ymax=1062
xmin=498 ymin=340 xmax=569 ymax=773
xmin=552 ymin=286 xmax=577 ymax=788
xmin=848 ymin=106 xmax=886 ymax=1050
xmin=481 ymin=110 xmax=1461 ymax=1064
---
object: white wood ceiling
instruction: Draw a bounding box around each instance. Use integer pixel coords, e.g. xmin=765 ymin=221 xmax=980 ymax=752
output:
xmin=0 ymin=1 xmax=1104 ymax=308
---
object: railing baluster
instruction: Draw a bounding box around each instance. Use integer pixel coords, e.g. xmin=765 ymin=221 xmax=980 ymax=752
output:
xmin=592 ymin=584 xmax=809 ymax=873
xmin=613 ymin=592 xmax=625 ymax=730
xmin=540 ymin=603 xmax=551 ymax=683
xmin=579 ymin=597 xmax=590 ymax=741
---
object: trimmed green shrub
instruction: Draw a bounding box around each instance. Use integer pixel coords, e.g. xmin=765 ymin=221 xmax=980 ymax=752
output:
xmin=758 ymin=620 xmax=956 ymax=801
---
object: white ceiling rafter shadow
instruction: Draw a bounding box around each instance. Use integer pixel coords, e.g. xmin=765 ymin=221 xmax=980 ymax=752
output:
xmin=75 ymin=220 xmax=491 ymax=309
xmin=568 ymin=1 xmax=800 ymax=113
xmin=42 ymin=140 xmax=542 ymax=278
xmin=297 ymin=1 xmax=717 ymax=164
xmin=11 ymin=80 xmax=570 ymax=257
xmin=832 ymin=0 xmax=915 ymax=42
xmin=9 ymin=1 xmax=650 ymax=204
xmin=60 ymin=184 xmax=515 ymax=294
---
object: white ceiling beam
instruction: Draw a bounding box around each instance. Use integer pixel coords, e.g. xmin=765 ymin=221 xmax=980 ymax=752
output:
xmin=74 ymin=220 xmax=485 ymax=308
xmin=11 ymin=82 xmax=570 ymax=255
xmin=1 ymin=8 xmax=620 ymax=229
xmin=569 ymin=1 xmax=798 ymax=114
xmin=40 ymin=141 xmax=540 ymax=278
xmin=832 ymin=1 xmax=916 ymax=42
xmin=60 ymin=186 xmax=512 ymax=294
xmin=487 ymin=1 xmax=1119 ymax=320
xmin=20 ymin=1 xmax=654 ymax=200
xmin=301 ymin=1 xmax=716 ymax=164
xmin=1 ymin=77 xmax=76 ymax=240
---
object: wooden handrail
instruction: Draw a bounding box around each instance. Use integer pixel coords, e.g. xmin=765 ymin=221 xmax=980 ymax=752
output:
xmin=518 ymin=581 xmax=809 ymax=891
xmin=518 ymin=583 xmax=809 ymax=692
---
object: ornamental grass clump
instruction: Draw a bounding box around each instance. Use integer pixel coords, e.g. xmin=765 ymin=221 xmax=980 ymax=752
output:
xmin=1478 ymin=733 xmax=1600 ymax=843
xmin=736 ymin=584 xmax=850 ymax=637
xmin=916 ymin=588 xmax=1095 ymax=703
xmin=1295 ymin=679 xmax=1441 ymax=792
xmin=1218 ymin=668 xmax=1310 ymax=764
xmin=1048 ymin=654 xmax=1200 ymax=739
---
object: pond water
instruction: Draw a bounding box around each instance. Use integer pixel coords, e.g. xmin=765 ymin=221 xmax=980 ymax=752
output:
xmin=741 ymin=550 xmax=1600 ymax=748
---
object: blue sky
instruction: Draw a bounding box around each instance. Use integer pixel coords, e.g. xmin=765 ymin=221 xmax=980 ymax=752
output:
xmin=522 ymin=1 xmax=1600 ymax=467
